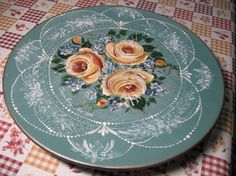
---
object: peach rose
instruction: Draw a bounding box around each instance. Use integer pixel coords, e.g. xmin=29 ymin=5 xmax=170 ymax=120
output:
xmin=105 ymin=40 xmax=148 ymax=65
xmin=101 ymin=69 xmax=154 ymax=99
xmin=65 ymin=48 xmax=103 ymax=84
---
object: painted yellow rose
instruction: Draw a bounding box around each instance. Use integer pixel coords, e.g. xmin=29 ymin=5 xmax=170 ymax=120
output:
xmin=101 ymin=69 xmax=154 ymax=99
xmin=105 ymin=40 xmax=148 ymax=65
xmin=65 ymin=48 xmax=104 ymax=84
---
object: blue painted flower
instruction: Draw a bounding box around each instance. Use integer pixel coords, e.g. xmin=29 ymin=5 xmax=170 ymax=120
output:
xmin=98 ymin=33 xmax=113 ymax=44
xmin=155 ymin=69 xmax=166 ymax=76
xmin=109 ymin=97 xmax=121 ymax=111
xmin=64 ymin=78 xmax=85 ymax=92
xmin=92 ymin=42 xmax=105 ymax=55
xmin=58 ymin=44 xmax=80 ymax=58
xmin=140 ymin=59 xmax=155 ymax=73
xmin=108 ymin=97 xmax=129 ymax=111
xmin=146 ymin=82 xmax=168 ymax=97
xmin=102 ymin=61 xmax=118 ymax=75
xmin=118 ymin=101 xmax=130 ymax=109
xmin=84 ymin=88 xmax=98 ymax=100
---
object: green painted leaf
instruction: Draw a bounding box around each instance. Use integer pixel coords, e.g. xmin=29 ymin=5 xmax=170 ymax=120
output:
xmin=60 ymin=75 xmax=75 ymax=85
xmin=100 ymin=95 xmax=110 ymax=99
xmin=142 ymin=45 xmax=156 ymax=52
xmin=171 ymin=65 xmax=179 ymax=71
xmin=116 ymin=34 xmax=121 ymax=39
xmin=125 ymin=108 xmax=130 ymax=112
xmin=81 ymin=40 xmax=92 ymax=48
xmin=136 ymin=33 xmax=143 ymax=41
xmin=81 ymin=37 xmax=85 ymax=43
xmin=82 ymin=84 xmax=90 ymax=89
xmin=119 ymin=30 xmax=128 ymax=36
xmin=128 ymin=34 xmax=134 ymax=40
xmin=58 ymin=69 xmax=66 ymax=73
xmin=51 ymin=57 xmax=62 ymax=64
xmin=145 ymin=37 xmax=154 ymax=43
xmin=142 ymin=35 xmax=148 ymax=39
xmin=158 ymin=76 xmax=166 ymax=81
xmin=130 ymin=97 xmax=146 ymax=111
xmin=72 ymin=90 xmax=80 ymax=95
xmin=151 ymin=51 xmax=164 ymax=58
xmin=128 ymin=33 xmax=143 ymax=42
xmin=153 ymin=74 xmax=158 ymax=80
xmin=108 ymin=29 xmax=116 ymax=36
xmin=51 ymin=64 xmax=65 ymax=72
xmin=147 ymin=101 xmax=150 ymax=106
xmin=169 ymin=65 xmax=180 ymax=75
xmin=149 ymin=97 xmax=156 ymax=103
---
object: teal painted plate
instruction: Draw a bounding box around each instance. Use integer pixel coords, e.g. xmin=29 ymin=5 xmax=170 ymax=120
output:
xmin=3 ymin=6 xmax=224 ymax=170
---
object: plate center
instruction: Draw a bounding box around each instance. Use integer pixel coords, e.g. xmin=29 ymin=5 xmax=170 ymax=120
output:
xmin=49 ymin=29 xmax=181 ymax=123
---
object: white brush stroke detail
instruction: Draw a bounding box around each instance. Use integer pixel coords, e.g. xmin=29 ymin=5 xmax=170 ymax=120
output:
xmin=9 ymin=7 xmax=215 ymax=163
xmin=193 ymin=63 xmax=213 ymax=91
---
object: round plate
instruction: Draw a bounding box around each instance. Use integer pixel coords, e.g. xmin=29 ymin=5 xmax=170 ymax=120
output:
xmin=3 ymin=6 xmax=224 ymax=170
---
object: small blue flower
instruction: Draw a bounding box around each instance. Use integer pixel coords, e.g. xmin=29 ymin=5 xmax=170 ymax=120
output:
xmin=84 ymin=88 xmax=98 ymax=100
xmin=109 ymin=97 xmax=121 ymax=111
xmin=155 ymin=69 xmax=165 ymax=76
xmin=58 ymin=44 xmax=79 ymax=58
xmin=65 ymin=78 xmax=85 ymax=92
xmin=140 ymin=59 xmax=155 ymax=73
xmin=108 ymin=97 xmax=129 ymax=111
xmin=146 ymin=82 xmax=168 ymax=97
xmin=98 ymin=33 xmax=113 ymax=44
xmin=102 ymin=61 xmax=118 ymax=75
xmin=92 ymin=42 xmax=105 ymax=55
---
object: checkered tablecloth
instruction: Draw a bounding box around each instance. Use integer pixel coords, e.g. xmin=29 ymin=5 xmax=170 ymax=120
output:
xmin=0 ymin=0 xmax=235 ymax=175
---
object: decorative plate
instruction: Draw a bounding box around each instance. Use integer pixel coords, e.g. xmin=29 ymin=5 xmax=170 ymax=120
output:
xmin=3 ymin=6 xmax=224 ymax=170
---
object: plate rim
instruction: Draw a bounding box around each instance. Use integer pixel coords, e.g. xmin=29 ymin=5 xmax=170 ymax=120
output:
xmin=2 ymin=5 xmax=225 ymax=170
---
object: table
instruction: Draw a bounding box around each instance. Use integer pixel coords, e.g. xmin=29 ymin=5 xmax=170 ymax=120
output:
xmin=0 ymin=0 xmax=234 ymax=175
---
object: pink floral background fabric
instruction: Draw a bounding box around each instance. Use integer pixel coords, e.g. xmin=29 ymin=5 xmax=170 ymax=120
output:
xmin=0 ymin=0 xmax=235 ymax=175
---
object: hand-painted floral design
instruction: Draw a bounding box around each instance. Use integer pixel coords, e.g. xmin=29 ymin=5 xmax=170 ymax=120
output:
xmin=2 ymin=127 xmax=30 ymax=156
xmin=65 ymin=48 xmax=104 ymax=84
xmin=101 ymin=69 xmax=153 ymax=99
xmin=51 ymin=29 xmax=179 ymax=111
xmin=106 ymin=40 xmax=148 ymax=65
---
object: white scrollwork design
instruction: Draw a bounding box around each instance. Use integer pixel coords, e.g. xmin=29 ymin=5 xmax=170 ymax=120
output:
xmin=10 ymin=7 xmax=215 ymax=163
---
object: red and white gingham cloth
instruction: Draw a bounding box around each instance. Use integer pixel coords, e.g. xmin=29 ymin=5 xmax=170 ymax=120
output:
xmin=0 ymin=154 xmax=23 ymax=176
xmin=195 ymin=3 xmax=213 ymax=15
xmin=0 ymin=32 xmax=22 ymax=50
xmin=0 ymin=120 xmax=11 ymax=140
xmin=174 ymin=8 xmax=193 ymax=21
xmin=15 ymin=0 xmax=37 ymax=8
xmin=213 ymin=16 xmax=231 ymax=30
xmin=75 ymin=0 xmax=99 ymax=7
xmin=20 ymin=9 xmax=46 ymax=23
xmin=202 ymin=154 xmax=229 ymax=176
xmin=137 ymin=0 xmax=157 ymax=12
